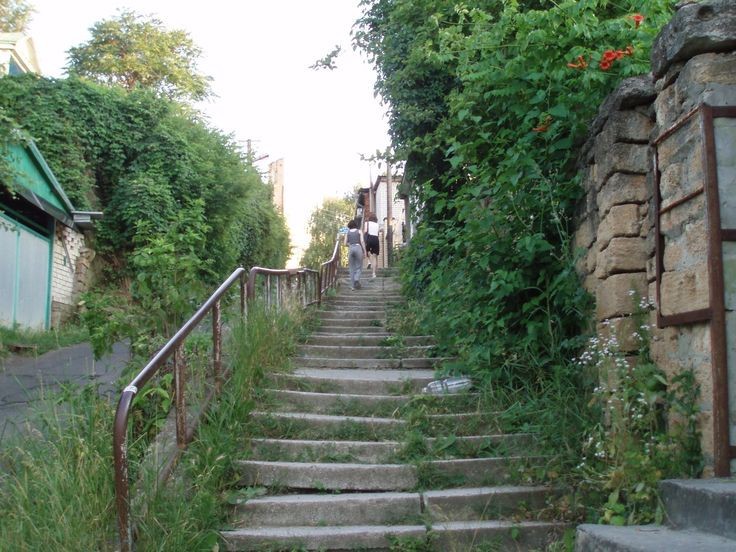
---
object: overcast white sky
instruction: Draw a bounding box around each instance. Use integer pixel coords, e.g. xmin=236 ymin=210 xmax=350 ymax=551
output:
xmin=27 ymin=0 xmax=390 ymax=265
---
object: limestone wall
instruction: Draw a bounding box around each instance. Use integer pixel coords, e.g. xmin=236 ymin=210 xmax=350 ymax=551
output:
xmin=574 ymin=0 xmax=736 ymax=475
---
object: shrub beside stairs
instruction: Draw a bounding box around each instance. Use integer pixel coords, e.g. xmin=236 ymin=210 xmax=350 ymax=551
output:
xmin=220 ymin=271 xmax=568 ymax=550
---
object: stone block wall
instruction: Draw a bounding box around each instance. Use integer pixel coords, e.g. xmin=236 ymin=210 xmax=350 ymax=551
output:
xmin=573 ymin=0 xmax=736 ymax=475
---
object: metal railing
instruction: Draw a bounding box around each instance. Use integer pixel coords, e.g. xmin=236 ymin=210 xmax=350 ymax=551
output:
xmin=112 ymin=238 xmax=342 ymax=551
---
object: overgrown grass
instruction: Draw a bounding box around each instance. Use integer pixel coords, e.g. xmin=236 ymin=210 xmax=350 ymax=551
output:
xmin=0 ymin=323 xmax=89 ymax=359
xmin=0 ymin=385 xmax=118 ymax=549
xmin=0 ymin=300 xmax=310 ymax=550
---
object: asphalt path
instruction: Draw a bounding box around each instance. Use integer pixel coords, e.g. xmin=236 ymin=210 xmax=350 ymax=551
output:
xmin=0 ymin=341 xmax=130 ymax=444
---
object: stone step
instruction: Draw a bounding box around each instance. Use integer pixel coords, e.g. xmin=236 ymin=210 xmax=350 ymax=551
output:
xmin=248 ymin=438 xmax=402 ymax=463
xmin=229 ymin=485 xmax=554 ymax=528
xmin=234 ymin=456 xmax=536 ymax=491
xmin=575 ymin=524 xmax=736 ymax=552
xmin=432 ymin=520 xmax=568 ymax=551
xmin=660 ymin=478 xmax=736 ymax=540
xmin=292 ymin=357 xmax=448 ymax=370
xmin=326 ymin=300 xmax=403 ymax=308
xmin=266 ymin=389 xmax=408 ymax=414
xmin=313 ymin=325 xmax=389 ymax=335
xmin=236 ymin=459 xmax=417 ymax=491
xmin=318 ymin=318 xmax=386 ymax=328
xmin=247 ymin=434 xmax=532 ymax=463
xmin=318 ymin=310 xmax=392 ymax=320
xmin=221 ymin=519 xmax=566 ymax=551
xmin=270 ymin=368 xmax=436 ymax=395
xmin=251 ymin=411 xmax=404 ymax=438
xmin=305 ymin=335 xmax=434 ymax=346
xmin=323 ymin=304 xmax=388 ymax=312
xmin=424 ymin=485 xmax=554 ymax=521
xmin=333 ymin=294 xmax=403 ymax=301
xmin=230 ymin=491 xmax=421 ymax=527
xmin=264 ymin=389 xmax=481 ymax=415
xmin=220 ymin=523 xmax=426 ymax=551
xmin=296 ymin=345 xmax=433 ymax=359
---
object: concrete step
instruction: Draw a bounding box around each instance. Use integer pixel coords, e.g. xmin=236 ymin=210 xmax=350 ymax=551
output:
xmin=266 ymin=389 xmax=408 ymax=414
xmin=575 ymin=524 xmax=736 ymax=551
xmin=318 ymin=318 xmax=386 ymax=328
xmin=432 ymin=520 xmax=568 ymax=551
xmin=234 ymin=456 xmax=536 ymax=491
xmin=221 ymin=520 xmax=566 ymax=551
xmin=270 ymin=368 xmax=436 ymax=395
xmin=292 ymin=357 xmax=448 ymax=370
xmin=229 ymin=485 xmax=555 ymax=528
xmin=247 ymin=434 xmax=532 ymax=463
xmin=424 ymin=485 xmax=554 ymax=521
xmin=230 ymin=491 xmax=421 ymax=527
xmin=660 ymin=478 xmax=736 ymax=539
xmin=264 ymin=389 xmax=481 ymax=415
xmin=305 ymin=335 xmax=434 ymax=346
xmin=220 ymin=523 xmax=426 ymax=551
xmin=251 ymin=411 xmax=405 ymax=437
xmin=326 ymin=300 xmax=403 ymax=308
xmin=235 ymin=459 xmax=417 ymax=491
xmin=248 ymin=438 xmax=402 ymax=463
xmin=313 ymin=325 xmax=389 ymax=334
xmin=296 ymin=345 xmax=433 ymax=359
xmin=323 ymin=304 xmax=388 ymax=312
xmin=318 ymin=310 xmax=392 ymax=320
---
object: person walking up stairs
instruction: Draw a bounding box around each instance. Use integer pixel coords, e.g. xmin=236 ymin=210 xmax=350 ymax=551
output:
xmin=220 ymin=271 xmax=567 ymax=550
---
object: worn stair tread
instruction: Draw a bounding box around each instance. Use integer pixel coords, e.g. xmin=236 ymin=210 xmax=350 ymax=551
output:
xmin=235 ymin=456 xmax=539 ymax=491
xmin=296 ymin=344 xmax=434 ymax=357
xmin=230 ymin=491 xmax=422 ymax=526
xmin=292 ymin=357 xmax=451 ymax=369
xmin=221 ymin=520 xmax=566 ymax=551
xmin=235 ymin=459 xmax=417 ymax=490
xmin=220 ymin=523 xmax=427 ymax=551
xmin=252 ymin=410 xmax=405 ymax=426
xmin=576 ymin=524 xmax=736 ymax=551
xmin=289 ymin=368 xmax=436 ymax=380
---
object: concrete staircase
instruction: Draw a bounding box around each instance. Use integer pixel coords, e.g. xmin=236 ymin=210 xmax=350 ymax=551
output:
xmin=575 ymin=478 xmax=736 ymax=551
xmin=220 ymin=271 xmax=566 ymax=550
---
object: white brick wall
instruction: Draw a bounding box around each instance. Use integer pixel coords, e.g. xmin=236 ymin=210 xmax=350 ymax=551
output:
xmin=51 ymin=224 xmax=86 ymax=307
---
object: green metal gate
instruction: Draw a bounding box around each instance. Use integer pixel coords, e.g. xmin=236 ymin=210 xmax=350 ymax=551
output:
xmin=0 ymin=212 xmax=52 ymax=329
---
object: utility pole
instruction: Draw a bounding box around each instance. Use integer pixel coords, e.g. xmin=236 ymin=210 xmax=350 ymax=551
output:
xmin=385 ymin=159 xmax=393 ymax=266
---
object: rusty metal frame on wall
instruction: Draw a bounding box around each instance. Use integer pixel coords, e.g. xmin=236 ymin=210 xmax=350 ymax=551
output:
xmin=653 ymin=103 xmax=736 ymax=477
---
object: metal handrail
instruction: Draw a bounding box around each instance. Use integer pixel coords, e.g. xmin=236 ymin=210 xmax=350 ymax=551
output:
xmin=113 ymin=238 xmax=342 ymax=551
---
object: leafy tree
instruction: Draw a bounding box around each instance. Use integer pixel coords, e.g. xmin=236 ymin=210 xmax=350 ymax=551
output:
xmin=354 ymin=0 xmax=674 ymax=383
xmin=301 ymin=196 xmax=353 ymax=269
xmin=66 ymin=9 xmax=212 ymax=102
xmin=0 ymin=0 xmax=32 ymax=32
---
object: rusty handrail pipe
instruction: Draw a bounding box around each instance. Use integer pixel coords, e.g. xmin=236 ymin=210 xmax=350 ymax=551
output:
xmin=113 ymin=267 xmax=246 ymax=551
xmin=113 ymin=238 xmax=342 ymax=551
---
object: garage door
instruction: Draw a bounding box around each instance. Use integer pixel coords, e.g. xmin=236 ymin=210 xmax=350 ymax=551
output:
xmin=0 ymin=213 xmax=51 ymax=329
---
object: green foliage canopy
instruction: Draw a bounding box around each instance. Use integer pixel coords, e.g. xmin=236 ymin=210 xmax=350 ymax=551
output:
xmin=354 ymin=0 xmax=675 ymax=382
xmin=66 ymin=10 xmax=212 ymax=102
xmin=0 ymin=0 xmax=32 ymax=32
xmin=301 ymin=196 xmax=354 ymax=269
xmin=0 ymin=73 xmax=288 ymax=286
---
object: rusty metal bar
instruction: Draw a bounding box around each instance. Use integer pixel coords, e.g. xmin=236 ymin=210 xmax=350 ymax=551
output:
xmin=652 ymin=105 xmax=700 ymax=146
xmin=659 ymin=187 xmax=704 ymax=216
xmin=212 ymin=300 xmax=222 ymax=393
xmin=722 ymin=229 xmax=736 ymax=241
xmin=114 ymin=239 xmax=344 ymax=550
xmin=113 ymin=267 xmax=245 ymax=551
xmin=701 ymin=104 xmax=731 ymax=476
xmin=174 ymin=345 xmax=186 ymax=449
xmin=658 ymin=308 xmax=713 ymax=328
